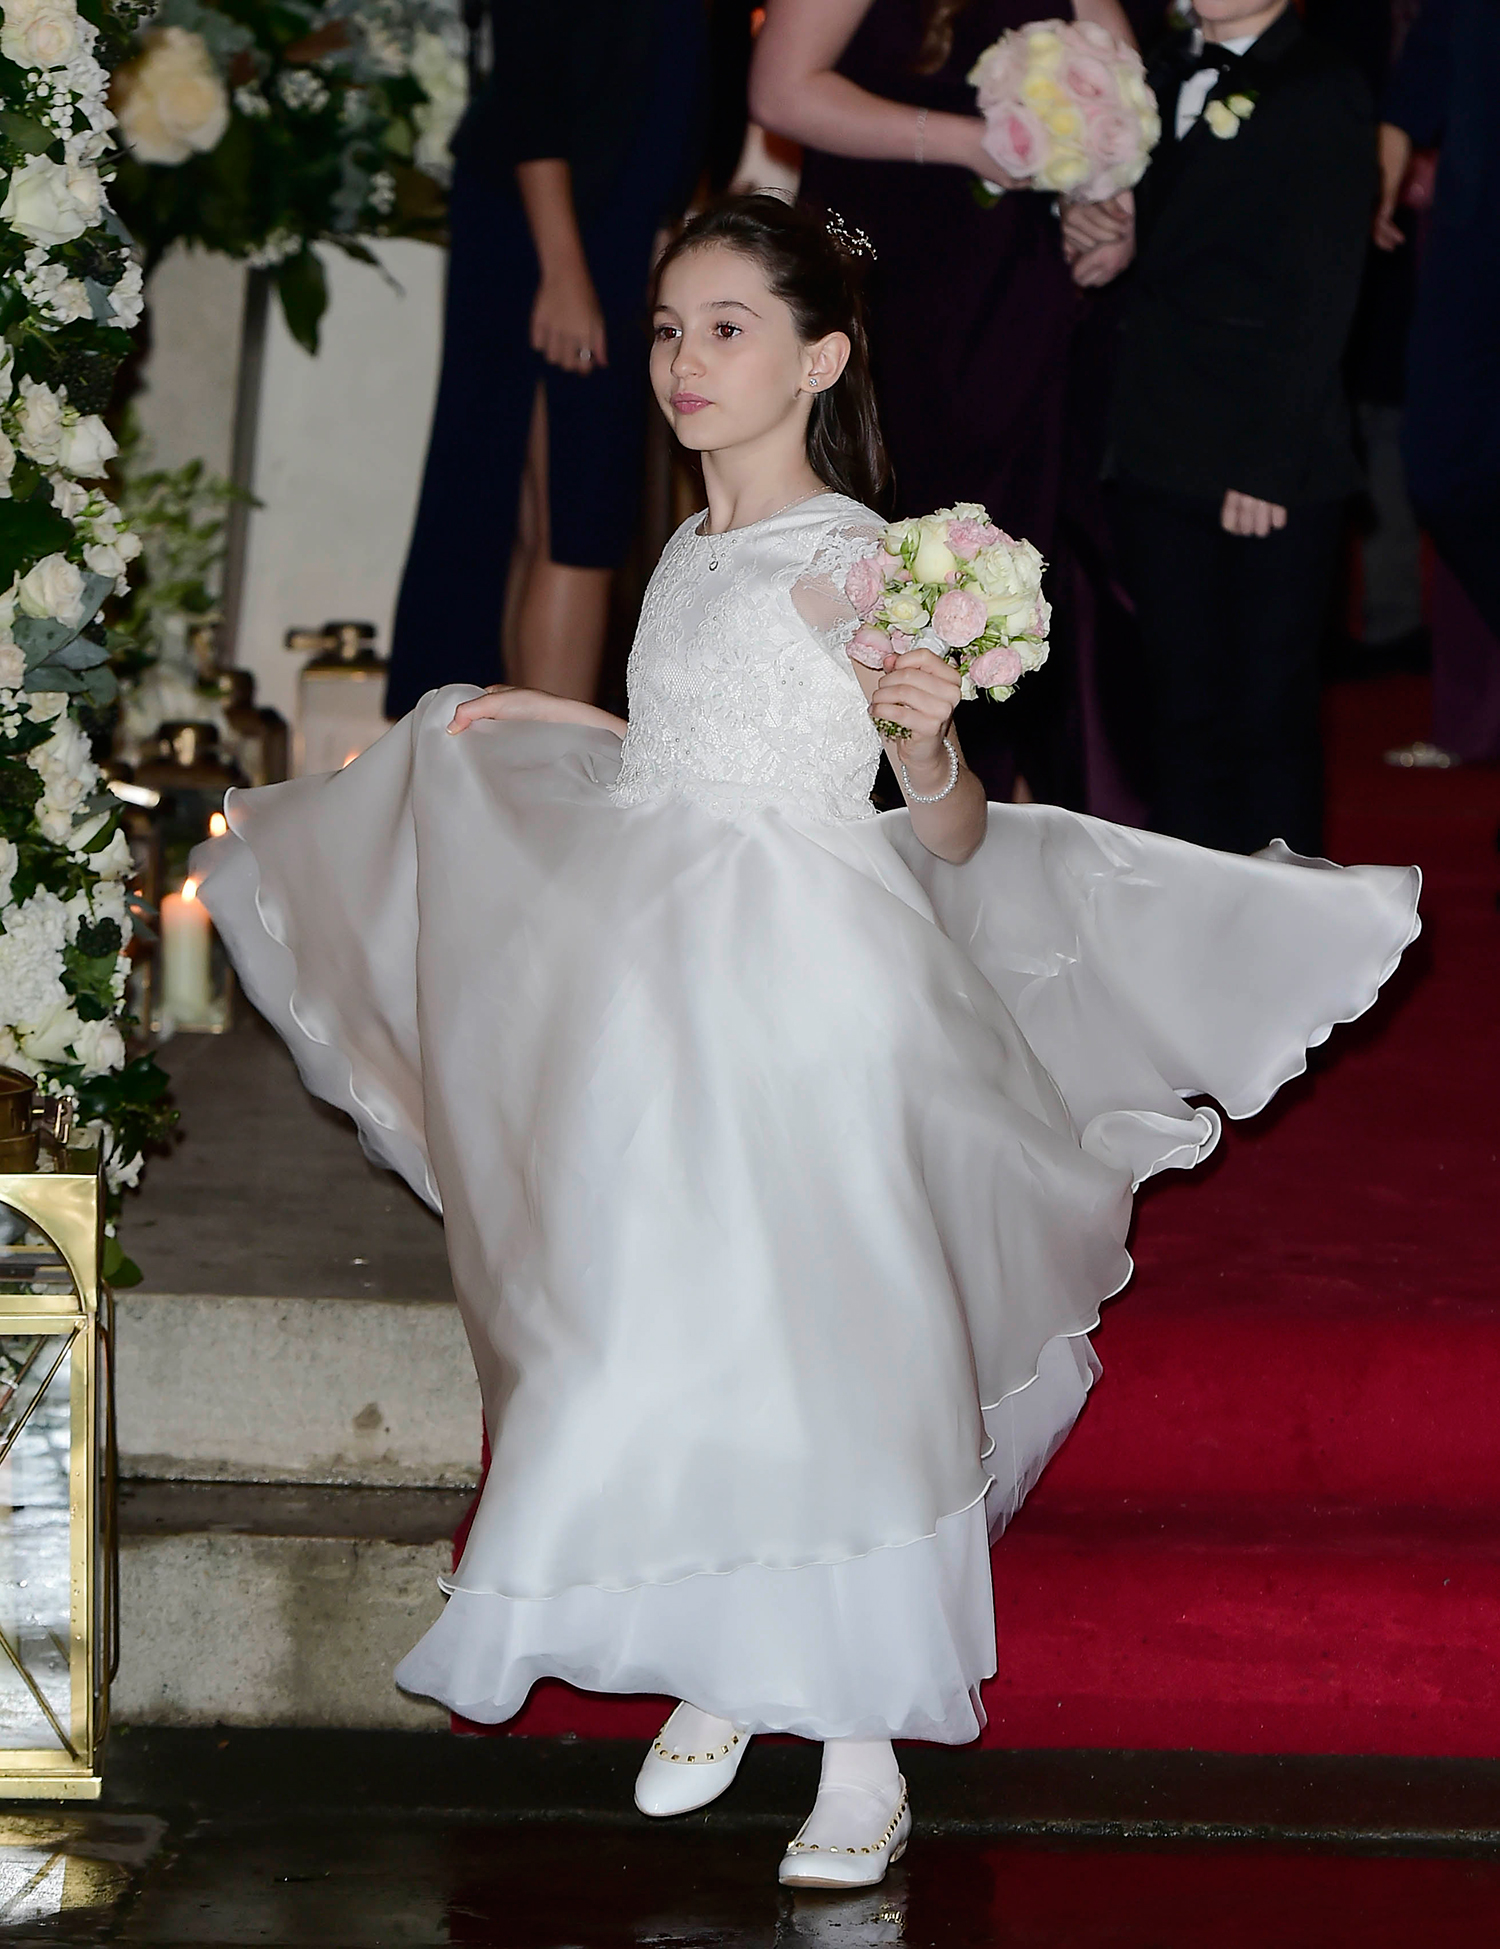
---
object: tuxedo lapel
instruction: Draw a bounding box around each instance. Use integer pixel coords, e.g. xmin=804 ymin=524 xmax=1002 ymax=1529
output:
xmin=1139 ymin=7 xmax=1307 ymax=240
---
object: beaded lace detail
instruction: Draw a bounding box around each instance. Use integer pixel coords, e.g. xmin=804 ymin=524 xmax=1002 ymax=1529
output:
xmin=612 ymin=493 xmax=885 ymax=824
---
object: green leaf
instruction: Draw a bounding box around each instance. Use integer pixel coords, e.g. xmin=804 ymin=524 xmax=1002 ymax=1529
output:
xmin=275 ymin=248 xmax=327 ymax=355
xmin=0 ymin=111 xmax=56 ymax=156
xmin=0 ymin=500 xmax=72 ymax=588
xmin=102 ymin=1233 xmax=142 ymax=1288
xmin=12 ymin=569 xmax=115 ymax=670
xmin=80 ymin=662 xmax=118 ymax=706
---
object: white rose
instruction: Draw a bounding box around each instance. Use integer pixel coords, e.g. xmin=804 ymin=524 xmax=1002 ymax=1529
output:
xmin=26 ymin=690 xmax=68 ymax=723
xmin=108 ymin=257 xmax=144 ymax=329
xmin=19 ymin=999 xmax=83 ymax=1066
xmin=105 ymin=1146 xmax=143 ymax=1193
xmin=0 ymin=837 xmax=16 ymax=907
xmin=89 ymin=827 xmax=134 ymax=879
xmin=56 ymin=412 xmax=116 ymax=476
xmin=912 ymin=525 xmax=959 ymax=585
xmin=0 ymin=0 xmax=80 ymax=71
xmin=0 ymin=430 xmax=14 ymax=501
xmin=882 ymin=591 xmax=931 ymax=636
xmin=50 ymin=476 xmax=87 ymax=519
xmin=114 ymin=27 xmax=230 ymax=166
xmin=88 ymin=880 xmax=127 ymax=928
xmin=15 ymin=378 xmax=64 ymax=464
xmin=882 ymin=518 xmax=921 ymax=557
xmin=0 ymin=152 xmax=101 ymax=247
xmin=16 ymin=552 xmax=85 ymax=626
xmin=0 ymin=346 xmax=13 ymax=405
xmin=0 ymin=641 xmax=23 ymax=690
xmin=71 ymin=1016 xmax=124 ymax=1078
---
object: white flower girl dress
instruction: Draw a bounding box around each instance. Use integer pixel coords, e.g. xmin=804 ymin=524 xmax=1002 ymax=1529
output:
xmin=195 ymin=493 xmax=1419 ymax=1744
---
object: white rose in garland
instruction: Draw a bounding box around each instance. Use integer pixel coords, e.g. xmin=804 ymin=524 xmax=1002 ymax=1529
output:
xmin=0 ymin=0 xmax=178 ymax=1281
xmin=16 ymin=550 xmax=86 ymax=625
xmin=1 ymin=0 xmax=82 ymax=73
xmin=0 ymin=150 xmax=103 ymax=246
xmin=114 ymin=24 xmax=228 ymax=165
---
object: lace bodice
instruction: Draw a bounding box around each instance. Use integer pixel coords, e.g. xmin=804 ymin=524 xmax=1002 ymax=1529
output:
xmin=612 ymin=493 xmax=885 ymax=824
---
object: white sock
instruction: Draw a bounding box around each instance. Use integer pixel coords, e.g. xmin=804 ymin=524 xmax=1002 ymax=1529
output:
xmin=793 ymin=1739 xmax=903 ymax=1848
xmin=819 ymin=1738 xmax=900 ymax=1794
xmin=657 ymin=1700 xmax=739 ymax=1758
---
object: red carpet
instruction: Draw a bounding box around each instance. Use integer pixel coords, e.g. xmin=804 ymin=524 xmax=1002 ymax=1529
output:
xmin=480 ymin=677 xmax=1500 ymax=1756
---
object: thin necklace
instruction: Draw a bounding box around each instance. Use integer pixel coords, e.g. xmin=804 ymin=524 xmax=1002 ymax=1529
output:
xmin=699 ymin=489 xmax=823 ymax=571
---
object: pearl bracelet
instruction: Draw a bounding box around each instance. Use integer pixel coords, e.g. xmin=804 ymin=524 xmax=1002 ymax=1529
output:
xmin=900 ymin=735 xmax=960 ymax=803
xmin=915 ymin=107 xmax=928 ymax=165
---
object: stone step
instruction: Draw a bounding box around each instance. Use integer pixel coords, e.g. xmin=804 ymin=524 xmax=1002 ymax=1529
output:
xmin=115 ymin=1291 xmax=482 ymax=1489
xmin=114 ymin=1483 xmax=473 ymax=1730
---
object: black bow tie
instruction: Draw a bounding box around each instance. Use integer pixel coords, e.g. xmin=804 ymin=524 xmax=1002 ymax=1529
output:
xmin=1178 ymin=42 xmax=1237 ymax=78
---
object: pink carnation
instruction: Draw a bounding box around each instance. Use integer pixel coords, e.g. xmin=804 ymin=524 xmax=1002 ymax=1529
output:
xmin=843 ymin=553 xmax=885 ymax=618
xmin=847 ymin=624 xmax=891 ymax=669
xmin=970 ymin=644 xmax=1024 ymax=688
xmin=932 ymin=588 xmax=988 ymax=649
xmin=946 ymin=518 xmax=1003 ymax=560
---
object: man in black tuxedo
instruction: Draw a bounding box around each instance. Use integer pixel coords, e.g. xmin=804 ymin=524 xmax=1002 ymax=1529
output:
xmin=1065 ymin=0 xmax=1374 ymax=857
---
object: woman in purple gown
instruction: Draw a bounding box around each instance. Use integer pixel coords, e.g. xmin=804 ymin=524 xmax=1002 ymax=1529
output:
xmin=753 ymin=0 xmax=1143 ymax=808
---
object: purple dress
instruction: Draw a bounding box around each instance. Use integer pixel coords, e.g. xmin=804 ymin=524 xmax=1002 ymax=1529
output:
xmin=800 ymin=0 xmax=1090 ymax=548
xmin=800 ymin=0 xmax=1140 ymax=813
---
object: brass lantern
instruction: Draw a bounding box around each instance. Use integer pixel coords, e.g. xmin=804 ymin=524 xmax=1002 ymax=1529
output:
xmin=291 ymin=622 xmax=390 ymax=777
xmin=0 ymin=1073 xmax=112 ymax=1799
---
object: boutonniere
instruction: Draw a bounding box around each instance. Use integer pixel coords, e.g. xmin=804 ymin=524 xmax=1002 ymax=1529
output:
xmin=1205 ymin=91 xmax=1258 ymax=139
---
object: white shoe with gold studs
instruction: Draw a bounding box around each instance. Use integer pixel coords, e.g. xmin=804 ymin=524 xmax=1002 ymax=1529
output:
xmin=777 ymin=1776 xmax=911 ymax=1889
xmin=632 ymin=1703 xmax=751 ymax=1818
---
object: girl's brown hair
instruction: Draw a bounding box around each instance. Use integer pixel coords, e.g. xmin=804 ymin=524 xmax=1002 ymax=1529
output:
xmin=652 ymin=193 xmax=891 ymax=511
xmin=915 ymin=0 xmax=975 ymax=74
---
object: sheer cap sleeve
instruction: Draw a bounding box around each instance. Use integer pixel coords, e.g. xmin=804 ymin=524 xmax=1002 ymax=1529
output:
xmin=791 ymin=516 xmax=887 ymax=672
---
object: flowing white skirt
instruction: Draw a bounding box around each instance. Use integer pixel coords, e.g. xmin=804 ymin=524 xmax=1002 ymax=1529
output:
xmin=194 ymin=689 xmax=1419 ymax=1742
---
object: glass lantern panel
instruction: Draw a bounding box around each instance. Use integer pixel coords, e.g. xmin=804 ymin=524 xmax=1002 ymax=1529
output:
xmin=0 ymin=1338 xmax=74 ymax=1752
xmin=0 ymin=1202 xmax=75 ymax=1302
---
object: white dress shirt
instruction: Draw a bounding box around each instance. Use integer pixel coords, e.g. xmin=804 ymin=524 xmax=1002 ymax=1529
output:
xmin=1175 ymin=32 xmax=1258 ymax=138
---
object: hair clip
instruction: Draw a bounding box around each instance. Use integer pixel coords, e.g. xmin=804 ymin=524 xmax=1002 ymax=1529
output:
xmin=824 ymin=210 xmax=877 ymax=264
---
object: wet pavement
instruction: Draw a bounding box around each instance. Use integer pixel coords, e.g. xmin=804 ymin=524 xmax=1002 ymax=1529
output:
xmin=6 ymin=1729 xmax=1500 ymax=1946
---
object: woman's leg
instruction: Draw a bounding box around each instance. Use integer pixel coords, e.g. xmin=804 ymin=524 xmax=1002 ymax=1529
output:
xmin=507 ymin=386 xmax=613 ymax=701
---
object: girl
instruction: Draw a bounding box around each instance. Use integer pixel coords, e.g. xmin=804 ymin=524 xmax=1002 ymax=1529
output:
xmin=197 ymin=195 xmax=1418 ymax=1890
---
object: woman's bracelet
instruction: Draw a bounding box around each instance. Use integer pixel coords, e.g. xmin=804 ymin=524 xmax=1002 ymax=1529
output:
xmin=915 ymin=107 xmax=928 ymax=165
xmin=900 ymin=735 xmax=959 ymax=803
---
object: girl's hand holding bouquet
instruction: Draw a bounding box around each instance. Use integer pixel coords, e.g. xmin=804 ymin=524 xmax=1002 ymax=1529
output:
xmin=845 ymin=505 xmax=1051 ymax=741
xmin=968 ymin=18 xmax=1160 ymax=206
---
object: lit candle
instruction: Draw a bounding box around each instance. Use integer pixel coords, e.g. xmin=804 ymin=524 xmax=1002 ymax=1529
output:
xmin=208 ymin=811 xmax=228 ymax=838
xmin=159 ymin=878 xmax=214 ymax=1025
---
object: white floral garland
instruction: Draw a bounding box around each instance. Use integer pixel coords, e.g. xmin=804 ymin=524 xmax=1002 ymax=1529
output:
xmin=0 ymin=0 xmax=149 ymax=1201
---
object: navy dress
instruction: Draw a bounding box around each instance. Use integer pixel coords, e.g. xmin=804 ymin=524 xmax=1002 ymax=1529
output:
xmin=386 ymin=0 xmax=707 ymax=719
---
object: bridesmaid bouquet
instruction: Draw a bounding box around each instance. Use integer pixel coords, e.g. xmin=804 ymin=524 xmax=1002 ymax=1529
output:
xmin=845 ymin=504 xmax=1050 ymax=738
xmin=968 ymin=19 xmax=1160 ymax=204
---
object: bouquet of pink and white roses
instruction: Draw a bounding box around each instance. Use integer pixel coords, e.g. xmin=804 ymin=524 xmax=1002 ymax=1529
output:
xmin=844 ymin=504 xmax=1050 ymax=739
xmin=968 ymin=18 xmax=1160 ymax=205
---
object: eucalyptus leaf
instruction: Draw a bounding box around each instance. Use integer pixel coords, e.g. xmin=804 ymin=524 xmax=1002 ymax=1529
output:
xmin=82 ymin=278 xmax=116 ymax=325
xmin=10 ymin=570 xmax=114 ymax=666
xmin=80 ymin=663 xmax=118 ymax=707
xmin=21 ymin=665 xmax=84 ymax=694
xmin=53 ymin=634 xmax=111 ymax=671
